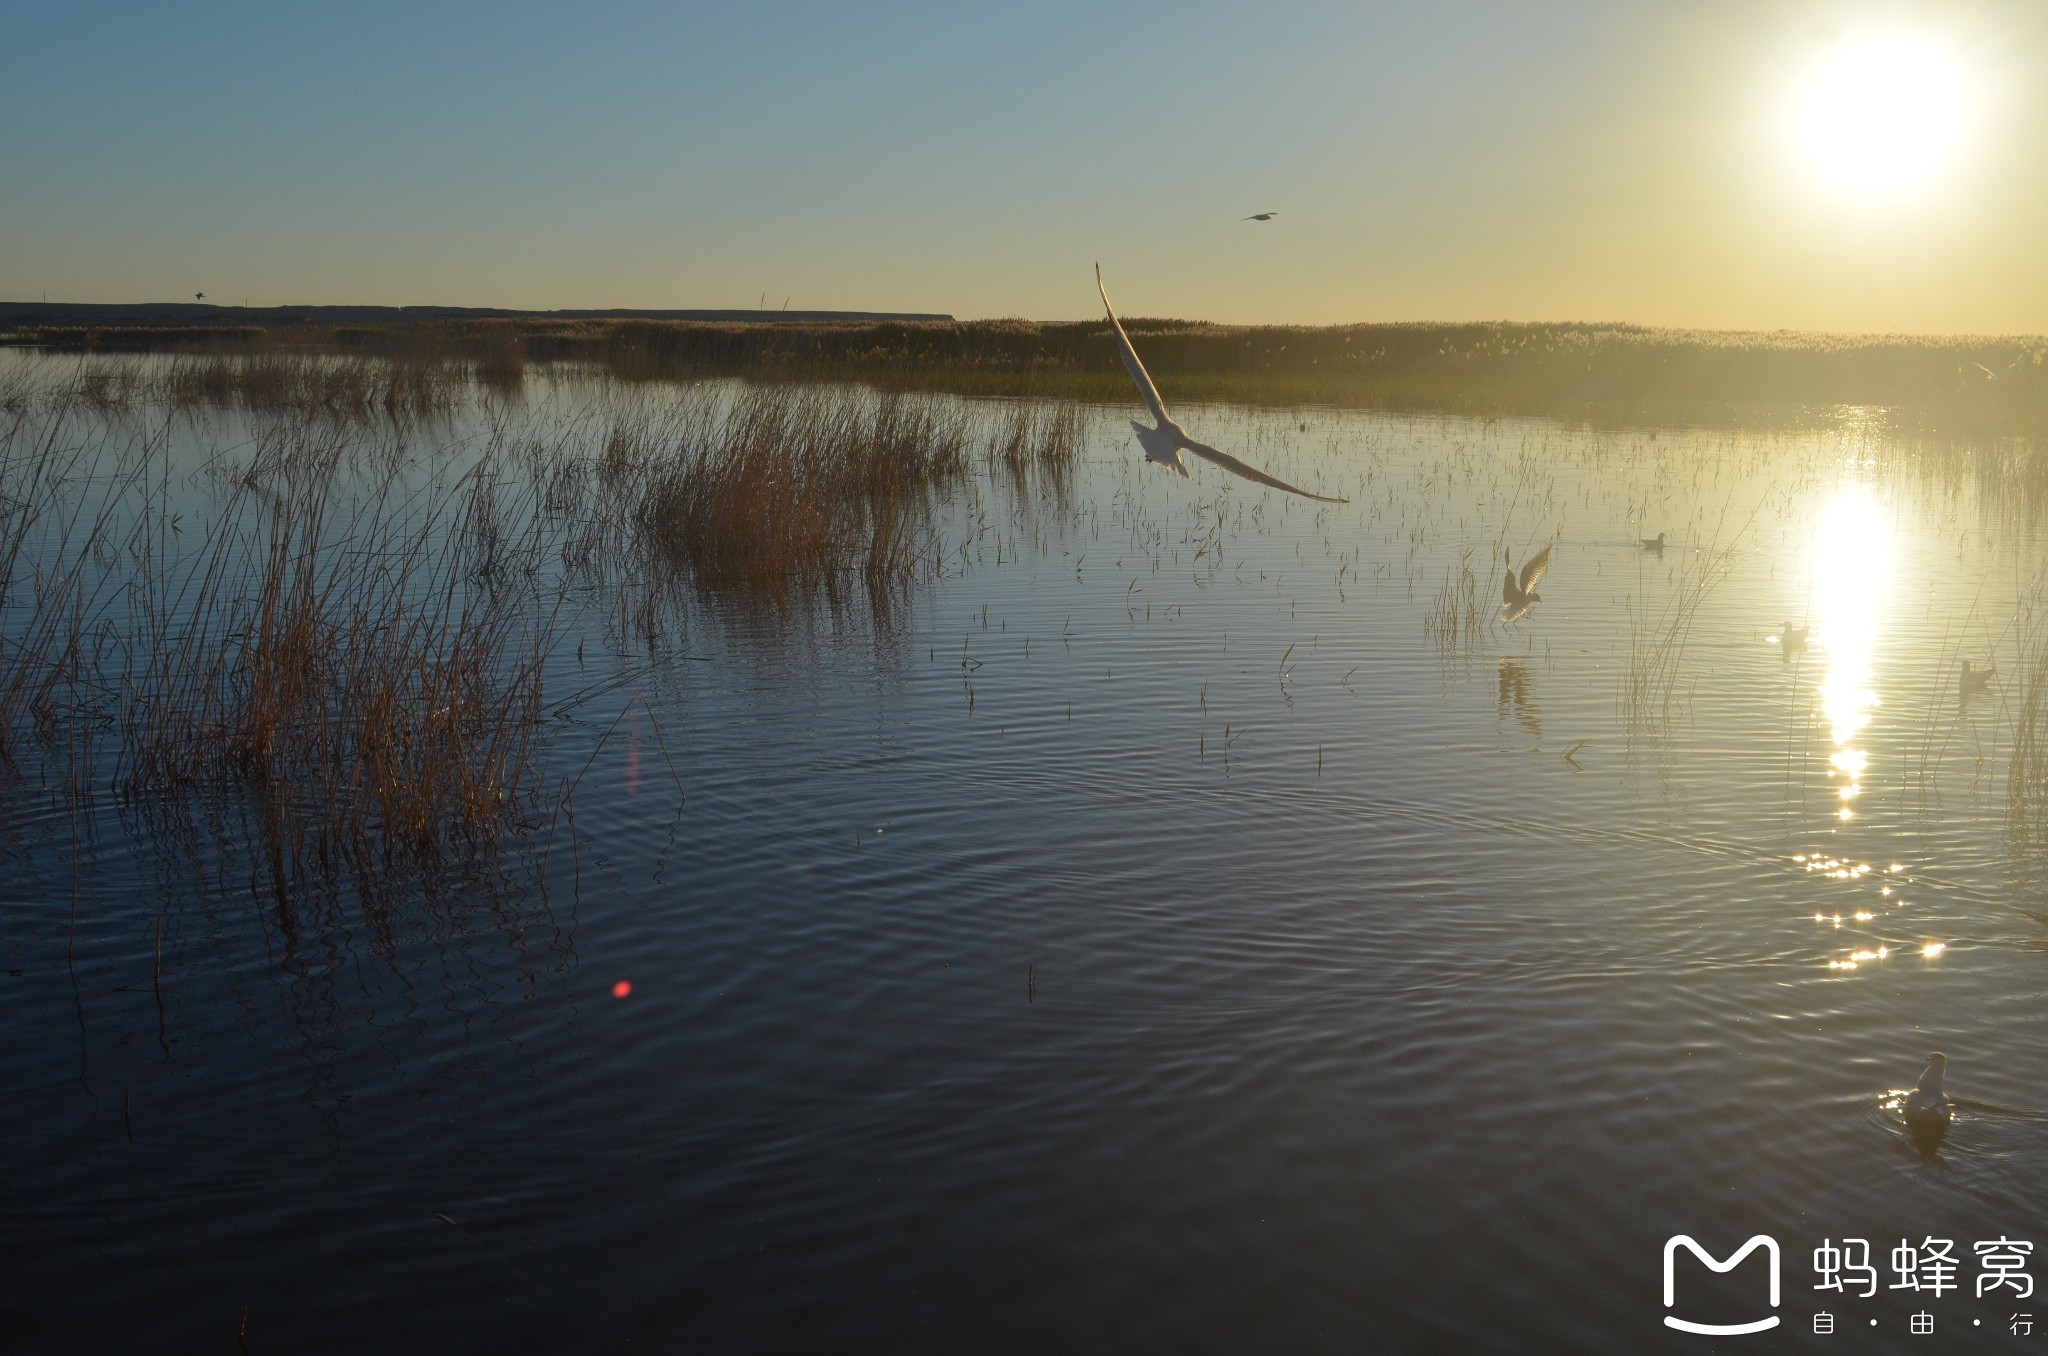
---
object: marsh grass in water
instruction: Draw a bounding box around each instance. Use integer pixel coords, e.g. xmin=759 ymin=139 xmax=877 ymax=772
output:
xmin=14 ymin=313 xmax=2048 ymax=435
xmin=0 ymin=370 xmax=1090 ymax=877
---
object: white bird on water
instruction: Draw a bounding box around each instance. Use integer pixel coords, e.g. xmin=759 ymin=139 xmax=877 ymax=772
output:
xmin=1903 ymin=1051 xmax=1953 ymax=1130
xmin=1096 ymin=265 xmax=1344 ymax=504
xmin=1498 ymin=545 xmax=1552 ymax=623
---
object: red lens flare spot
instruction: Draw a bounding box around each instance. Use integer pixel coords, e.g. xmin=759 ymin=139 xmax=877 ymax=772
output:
xmin=611 ymin=980 xmax=633 ymax=999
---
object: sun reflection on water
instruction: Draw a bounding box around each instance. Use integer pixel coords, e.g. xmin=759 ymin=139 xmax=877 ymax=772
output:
xmin=1813 ymin=489 xmax=1890 ymax=820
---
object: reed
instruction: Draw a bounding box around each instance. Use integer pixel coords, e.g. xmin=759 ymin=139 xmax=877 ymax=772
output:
xmin=634 ymin=385 xmax=970 ymax=612
xmin=1422 ymin=548 xmax=1484 ymax=655
xmin=157 ymin=350 xmax=466 ymax=420
xmin=988 ymin=398 xmax=1082 ymax=483
xmin=117 ymin=455 xmax=562 ymax=868
xmin=2010 ymin=596 xmax=2048 ymax=846
xmin=0 ymin=399 xmax=566 ymax=880
xmin=1619 ymin=536 xmax=1739 ymax=736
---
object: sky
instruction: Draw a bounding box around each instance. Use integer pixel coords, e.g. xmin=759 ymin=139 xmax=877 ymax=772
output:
xmin=3 ymin=0 xmax=2045 ymax=332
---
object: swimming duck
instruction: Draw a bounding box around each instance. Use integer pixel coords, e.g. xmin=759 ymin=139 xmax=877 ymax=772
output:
xmin=1779 ymin=623 xmax=1809 ymax=653
xmin=1903 ymin=1052 xmax=1953 ymax=1131
xmin=1640 ymin=532 xmax=1666 ymax=554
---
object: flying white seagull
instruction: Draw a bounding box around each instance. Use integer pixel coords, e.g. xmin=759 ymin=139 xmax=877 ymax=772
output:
xmin=1096 ymin=265 xmax=1344 ymax=503
xmin=1498 ymin=545 xmax=1552 ymax=623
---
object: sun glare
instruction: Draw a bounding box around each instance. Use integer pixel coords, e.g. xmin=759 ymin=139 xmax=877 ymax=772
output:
xmin=1792 ymin=34 xmax=1971 ymax=195
xmin=1813 ymin=488 xmax=1888 ymax=820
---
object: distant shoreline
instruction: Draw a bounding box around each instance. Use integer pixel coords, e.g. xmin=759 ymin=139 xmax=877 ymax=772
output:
xmin=0 ymin=300 xmax=954 ymax=328
xmin=5 ymin=302 xmax=2043 ymax=437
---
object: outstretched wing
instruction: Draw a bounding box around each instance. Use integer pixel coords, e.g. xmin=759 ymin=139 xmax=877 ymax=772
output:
xmin=1097 ymin=264 xmax=1171 ymax=427
xmin=1517 ymin=545 xmax=1552 ymax=596
xmin=1501 ymin=569 xmax=1520 ymax=606
xmin=1180 ymin=439 xmax=1347 ymax=503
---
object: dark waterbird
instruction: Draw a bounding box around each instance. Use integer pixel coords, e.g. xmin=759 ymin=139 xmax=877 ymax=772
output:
xmin=1242 ymin=211 xmax=1278 ymax=221
xmin=1640 ymin=531 xmax=1666 ymax=554
xmin=1902 ymin=1052 xmax=1954 ymax=1148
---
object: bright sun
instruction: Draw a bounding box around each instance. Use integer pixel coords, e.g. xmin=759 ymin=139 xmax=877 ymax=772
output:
xmin=1791 ymin=35 xmax=1972 ymax=195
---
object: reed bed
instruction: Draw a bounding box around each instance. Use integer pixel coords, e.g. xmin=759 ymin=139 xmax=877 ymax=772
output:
xmin=117 ymin=456 xmax=561 ymax=867
xmin=1 ymin=408 xmax=565 ymax=881
xmin=633 ymin=385 xmax=972 ymax=611
xmin=988 ymin=398 xmax=1082 ymax=488
xmin=19 ymin=313 xmax=2048 ymax=435
xmin=0 ymin=374 xmax=1060 ymax=876
xmin=155 ymin=350 xmax=468 ymax=420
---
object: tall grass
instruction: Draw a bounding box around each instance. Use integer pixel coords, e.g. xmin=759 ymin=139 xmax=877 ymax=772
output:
xmin=1 ymin=409 xmax=563 ymax=880
xmin=989 ymin=398 xmax=1082 ymax=489
xmin=1423 ymin=548 xmax=1485 ymax=655
xmin=1620 ymin=535 xmax=1741 ymax=737
xmin=118 ymin=453 xmax=560 ymax=866
xmin=634 ymin=386 xmax=972 ymax=611
xmin=0 ymin=374 xmax=1066 ymax=877
xmin=2010 ymin=594 xmax=2048 ymax=847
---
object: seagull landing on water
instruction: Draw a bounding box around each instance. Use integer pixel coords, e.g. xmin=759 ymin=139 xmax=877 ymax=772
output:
xmin=1975 ymin=356 xmax=2025 ymax=381
xmin=1960 ymin=659 xmax=1995 ymax=694
xmin=1096 ymin=265 xmax=1343 ymax=503
xmin=1243 ymin=211 xmax=1278 ymax=221
xmin=1498 ymin=545 xmax=1552 ymax=623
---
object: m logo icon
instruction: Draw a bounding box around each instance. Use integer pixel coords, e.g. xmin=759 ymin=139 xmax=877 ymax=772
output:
xmin=1663 ymin=1235 xmax=1781 ymax=1335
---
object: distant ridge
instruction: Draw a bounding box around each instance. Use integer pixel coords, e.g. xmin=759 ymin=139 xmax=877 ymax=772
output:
xmin=0 ymin=301 xmax=954 ymax=328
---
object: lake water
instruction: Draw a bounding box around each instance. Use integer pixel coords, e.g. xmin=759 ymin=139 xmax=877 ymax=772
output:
xmin=5 ymin=356 xmax=2048 ymax=1352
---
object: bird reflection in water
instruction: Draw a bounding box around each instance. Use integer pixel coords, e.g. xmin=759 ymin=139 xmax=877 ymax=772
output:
xmin=1959 ymin=659 xmax=1995 ymax=704
xmin=1498 ymin=658 xmax=1541 ymax=742
xmin=1812 ymin=489 xmax=1889 ymax=822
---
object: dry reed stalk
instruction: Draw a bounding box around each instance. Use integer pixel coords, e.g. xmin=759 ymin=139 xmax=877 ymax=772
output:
xmin=2010 ymin=596 xmax=2048 ymax=845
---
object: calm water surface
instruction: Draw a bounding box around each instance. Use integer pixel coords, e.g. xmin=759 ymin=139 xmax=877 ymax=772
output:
xmin=5 ymin=361 xmax=2048 ymax=1351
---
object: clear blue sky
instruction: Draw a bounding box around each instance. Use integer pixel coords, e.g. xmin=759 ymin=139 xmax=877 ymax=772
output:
xmin=4 ymin=0 xmax=2043 ymax=330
